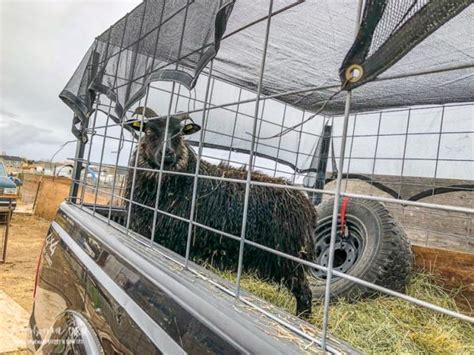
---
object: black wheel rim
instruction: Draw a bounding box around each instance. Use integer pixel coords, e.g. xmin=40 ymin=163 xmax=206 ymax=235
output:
xmin=311 ymin=215 xmax=366 ymax=280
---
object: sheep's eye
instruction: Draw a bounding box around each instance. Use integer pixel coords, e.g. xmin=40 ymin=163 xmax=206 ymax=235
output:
xmin=145 ymin=129 xmax=152 ymax=136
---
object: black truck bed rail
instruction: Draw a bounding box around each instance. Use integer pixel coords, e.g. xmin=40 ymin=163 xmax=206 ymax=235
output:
xmin=31 ymin=202 xmax=357 ymax=354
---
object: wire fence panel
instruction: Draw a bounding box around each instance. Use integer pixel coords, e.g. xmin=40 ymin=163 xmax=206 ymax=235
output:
xmin=62 ymin=0 xmax=474 ymax=352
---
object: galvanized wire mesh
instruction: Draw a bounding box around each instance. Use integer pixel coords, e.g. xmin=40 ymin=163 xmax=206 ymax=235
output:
xmin=65 ymin=0 xmax=474 ymax=351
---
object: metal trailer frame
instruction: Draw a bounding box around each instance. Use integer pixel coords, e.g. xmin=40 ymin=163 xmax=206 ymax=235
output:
xmin=66 ymin=0 xmax=474 ymax=351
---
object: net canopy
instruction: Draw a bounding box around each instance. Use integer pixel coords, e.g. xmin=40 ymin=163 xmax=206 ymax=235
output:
xmin=60 ymin=0 xmax=474 ymax=178
xmin=61 ymin=0 xmax=474 ymax=122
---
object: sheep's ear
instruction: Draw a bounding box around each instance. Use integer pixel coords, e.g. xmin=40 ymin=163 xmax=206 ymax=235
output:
xmin=127 ymin=119 xmax=146 ymax=131
xmin=182 ymin=123 xmax=201 ymax=135
xmin=176 ymin=112 xmax=200 ymax=135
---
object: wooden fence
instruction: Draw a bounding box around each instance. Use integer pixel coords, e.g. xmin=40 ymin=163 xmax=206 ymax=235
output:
xmin=19 ymin=173 xmax=124 ymax=220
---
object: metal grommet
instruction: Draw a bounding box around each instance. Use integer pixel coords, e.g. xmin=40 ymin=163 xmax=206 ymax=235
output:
xmin=345 ymin=64 xmax=364 ymax=83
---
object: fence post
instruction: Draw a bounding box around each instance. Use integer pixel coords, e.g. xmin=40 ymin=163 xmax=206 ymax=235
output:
xmin=1 ymin=199 xmax=13 ymax=263
xmin=32 ymin=178 xmax=42 ymax=212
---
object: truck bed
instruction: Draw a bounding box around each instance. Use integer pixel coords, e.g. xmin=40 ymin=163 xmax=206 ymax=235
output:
xmin=31 ymin=202 xmax=357 ymax=354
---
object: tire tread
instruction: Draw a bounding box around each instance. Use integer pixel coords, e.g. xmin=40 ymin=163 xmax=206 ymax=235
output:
xmin=309 ymin=198 xmax=412 ymax=300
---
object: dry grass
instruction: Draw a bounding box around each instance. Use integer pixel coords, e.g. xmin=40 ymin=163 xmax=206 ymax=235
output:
xmin=215 ymin=269 xmax=474 ymax=354
xmin=0 ymin=213 xmax=49 ymax=313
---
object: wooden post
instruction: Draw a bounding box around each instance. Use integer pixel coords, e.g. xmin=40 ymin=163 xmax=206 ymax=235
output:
xmin=32 ymin=177 xmax=43 ymax=212
xmin=1 ymin=199 xmax=13 ymax=263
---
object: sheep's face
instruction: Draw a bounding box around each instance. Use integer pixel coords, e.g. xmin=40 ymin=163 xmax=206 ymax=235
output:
xmin=130 ymin=114 xmax=200 ymax=170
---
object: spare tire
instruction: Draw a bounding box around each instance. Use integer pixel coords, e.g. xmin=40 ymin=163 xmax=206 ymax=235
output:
xmin=308 ymin=198 xmax=412 ymax=300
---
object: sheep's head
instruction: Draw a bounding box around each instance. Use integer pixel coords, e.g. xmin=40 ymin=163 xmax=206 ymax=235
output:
xmin=128 ymin=106 xmax=200 ymax=170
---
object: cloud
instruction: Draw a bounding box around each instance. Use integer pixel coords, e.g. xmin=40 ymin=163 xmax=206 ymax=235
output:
xmin=0 ymin=119 xmax=65 ymax=147
xmin=0 ymin=117 xmax=73 ymax=160
xmin=0 ymin=0 xmax=140 ymax=161
xmin=0 ymin=108 xmax=18 ymax=118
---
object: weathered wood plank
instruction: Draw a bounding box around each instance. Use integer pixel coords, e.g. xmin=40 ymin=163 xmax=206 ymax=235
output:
xmin=413 ymin=245 xmax=474 ymax=313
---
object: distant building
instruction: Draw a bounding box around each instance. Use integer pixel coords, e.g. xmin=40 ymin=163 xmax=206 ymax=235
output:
xmin=0 ymin=155 xmax=23 ymax=171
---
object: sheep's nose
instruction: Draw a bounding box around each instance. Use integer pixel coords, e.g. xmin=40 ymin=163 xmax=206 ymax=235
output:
xmin=164 ymin=148 xmax=175 ymax=157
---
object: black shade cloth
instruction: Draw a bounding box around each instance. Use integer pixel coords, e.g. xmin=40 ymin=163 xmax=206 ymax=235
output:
xmin=60 ymin=0 xmax=473 ymax=125
xmin=60 ymin=0 xmax=473 ymax=178
xmin=60 ymin=0 xmax=234 ymax=125
xmin=340 ymin=0 xmax=473 ymax=90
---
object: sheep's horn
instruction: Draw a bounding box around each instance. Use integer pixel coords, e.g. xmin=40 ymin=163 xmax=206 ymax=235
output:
xmin=175 ymin=112 xmax=191 ymax=122
xmin=133 ymin=106 xmax=159 ymax=118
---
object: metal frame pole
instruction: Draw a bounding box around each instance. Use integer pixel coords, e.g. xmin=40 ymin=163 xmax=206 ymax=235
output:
xmin=344 ymin=113 xmax=357 ymax=191
xmin=125 ymin=85 xmax=149 ymax=233
xmin=108 ymin=86 xmax=150 ymax=221
xmin=273 ymin=104 xmax=288 ymax=177
xmin=116 ymin=0 xmax=166 ymax=224
xmin=69 ymin=38 xmax=101 ymax=204
xmin=397 ymin=108 xmax=412 ymax=198
xmin=321 ymin=0 xmax=363 ymax=349
xmin=292 ymin=109 xmax=306 ymax=184
xmin=107 ymin=111 xmax=130 ymax=221
xmin=149 ymin=0 xmax=191 ymax=245
xmin=149 ymin=83 xmax=174 ymax=243
xmin=70 ymin=127 xmax=88 ymax=204
xmin=236 ymin=0 xmax=273 ymax=298
xmin=79 ymin=100 xmax=101 ymax=209
xmin=73 ymin=33 xmax=109 ymax=207
xmin=92 ymin=101 xmax=115 ymax=215
xmin=251 ymin=99 xmax=267 ymax=168
xmin=184 ymin=63 xmax=215 ymax=267
xmin=95 ymin=1 xmax=149 ymax=216
xmin=320 ymin=91 xmax=352 ymax=348
xmin=226 ymin=87 xmax=243 ymax=165
xmin=368 ymin=111 xmax=383 ymax=195
xmin=427 ymin=105 xmax=447 ymax=244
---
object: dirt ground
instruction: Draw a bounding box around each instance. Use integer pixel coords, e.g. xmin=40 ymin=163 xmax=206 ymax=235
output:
xmin=0 ymin=213 xmax=49 ymax=313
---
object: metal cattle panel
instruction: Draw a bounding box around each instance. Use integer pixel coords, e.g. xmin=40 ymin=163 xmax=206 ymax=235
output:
xmin=59 ymin=0 xmax=474 ymax=352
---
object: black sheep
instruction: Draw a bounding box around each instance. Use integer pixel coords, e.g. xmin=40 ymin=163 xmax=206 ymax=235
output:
xmin=125 ymin=106 xmax=317 ymax=317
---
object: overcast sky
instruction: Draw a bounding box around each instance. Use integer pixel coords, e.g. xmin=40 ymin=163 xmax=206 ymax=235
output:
xmin=0 ymin=0 xmax=140 ymax=161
